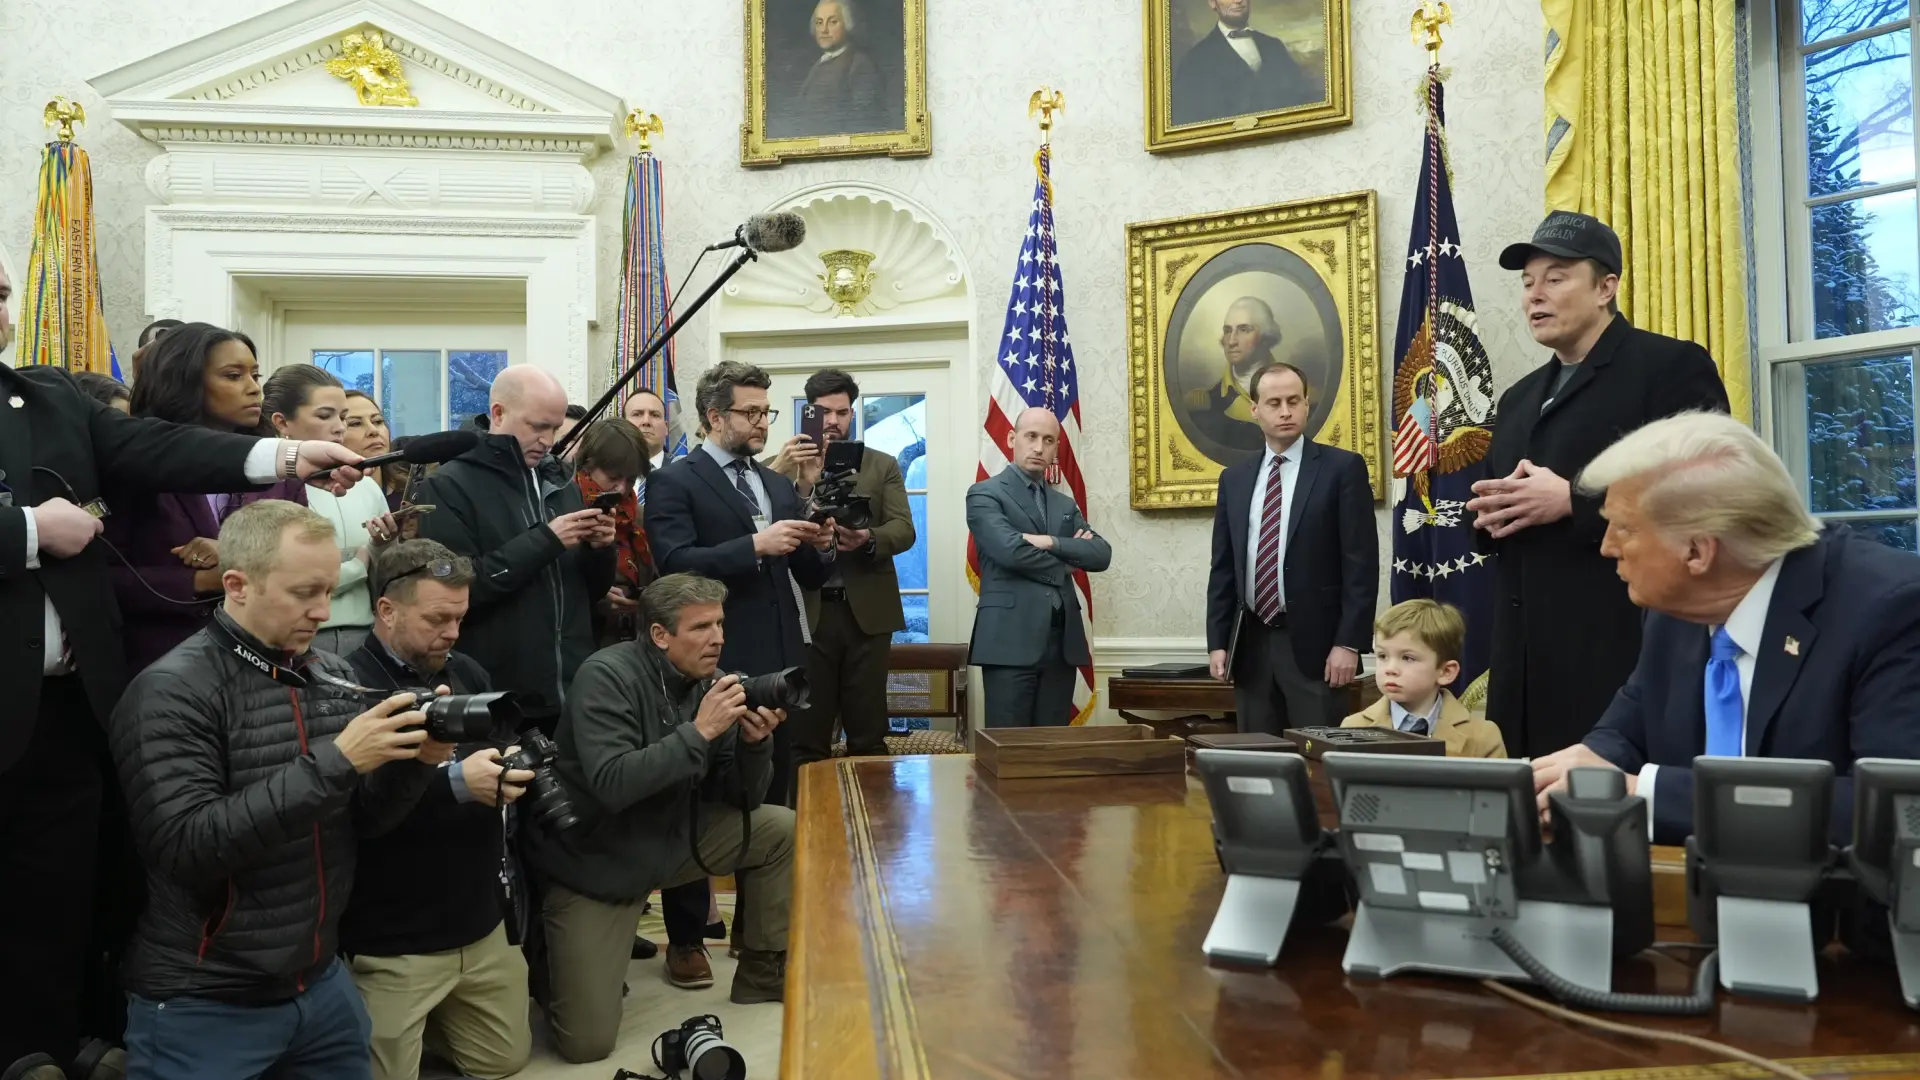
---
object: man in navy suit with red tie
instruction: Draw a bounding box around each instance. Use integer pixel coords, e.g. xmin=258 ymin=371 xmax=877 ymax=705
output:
xmin=1532 ymin=411 xmax=1920 ymax=845
xmin=1205 ymin=362 xmax=1377 ymax=733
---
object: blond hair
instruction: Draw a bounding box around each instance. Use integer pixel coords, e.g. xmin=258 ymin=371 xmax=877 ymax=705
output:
xmin=1374 ymin=599 xmax=1466 ymax=666
xmin=218 ymin=500 xmax=337 ymax=577
xmin=1577 ymin=411 xmax=1820 ymax=569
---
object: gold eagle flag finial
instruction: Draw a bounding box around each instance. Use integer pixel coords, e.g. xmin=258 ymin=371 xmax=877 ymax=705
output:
xmin=43 ymin=98 xmax=85 ymax=142
xmin=625 ymin=110 xmax=664 ymax=153
xmin=1029 ymin=87 xmax=1064 ymax=144
xmin=325 ymin=31 xmax=420 ymax=107
xmin=1411 ymin=0 xmax=1453 ymax=59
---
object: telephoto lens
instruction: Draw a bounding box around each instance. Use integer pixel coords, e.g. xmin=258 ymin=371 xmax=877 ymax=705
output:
xmin=416 ymin=690 xmax=522 ymax=743
xmin=732 ymin=667 xmax=810 ymax=712
xmin=498 ymin=732 xmax=582 ymax=832
xmin=654 ymin=1015 xmax=745 ymax=1080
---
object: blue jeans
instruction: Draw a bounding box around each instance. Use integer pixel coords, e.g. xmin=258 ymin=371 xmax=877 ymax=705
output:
xmin=124 ymin=960 xmax=372 ymax=1080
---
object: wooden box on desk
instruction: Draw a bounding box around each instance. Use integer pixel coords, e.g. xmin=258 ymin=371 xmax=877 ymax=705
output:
xmin=973 ymin=725 xmax=1186 ymax=779
xmin=1283 ymin=726 xmax=1445 ymax=759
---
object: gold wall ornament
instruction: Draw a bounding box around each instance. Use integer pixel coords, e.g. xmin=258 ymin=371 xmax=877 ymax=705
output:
xmin=818 ymin=249 xmax=879 ymax=315
xmin=1029 ymin=87 xmax=1064 ymax=143
xmin=1411 ymin=0 xmax=1453 ymax=58
xmin=625 ymin=110 xmax=663 ymax=152
xmin=1125 ymin=191 xmax=1383 ymax=509
xmin=325 ymin=31 xmax=420 ymax=107
xmin=43 ymin=98 xmax=85 ymax=142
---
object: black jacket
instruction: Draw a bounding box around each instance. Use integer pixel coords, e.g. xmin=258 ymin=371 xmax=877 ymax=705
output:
xmin=1170 ymin=26 xmax=1317 ymax=127
xmin=643 ymin=449 xmax=830 ymax=676
xmin=110 ymin=611 xmax=433 ymax=1003
xmin=1481 ymin=316 xmax=1728 ymax=757
xmin=417 ymin=434 xmax=616 ymax=720
xmin=1207 ymin=440 xmax=1378 ymax=674
xmin=525 ymin=640 xmax=772 ymax=903
xmin=1 ymin=363 xmax=258 ymax=769
xmin=339 ymin=640 xmax=506 ymax=957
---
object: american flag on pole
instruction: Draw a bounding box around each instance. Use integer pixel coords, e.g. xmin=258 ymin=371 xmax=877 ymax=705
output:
xmin=967 ymin=144 xmax=1096 ymax=725
xmin=1389 ymin=70 xmax=1499 ymax=702
xmin=611 ymin=149 xmax=687 ymax=492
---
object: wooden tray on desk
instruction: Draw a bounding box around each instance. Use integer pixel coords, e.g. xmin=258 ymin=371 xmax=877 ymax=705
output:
xmin=973 ymin=724 xmax=1185 ymax=779
xmin=1284 ymin=726 xmax=1444 ymax=759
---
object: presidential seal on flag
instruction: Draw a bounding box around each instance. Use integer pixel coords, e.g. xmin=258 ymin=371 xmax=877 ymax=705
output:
xmin=1392 ymin=294 xmax=1495 ymax=530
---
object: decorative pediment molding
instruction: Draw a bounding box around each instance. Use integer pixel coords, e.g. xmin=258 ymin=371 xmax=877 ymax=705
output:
xmin=90 ymin=0 xmax=624 ymax=154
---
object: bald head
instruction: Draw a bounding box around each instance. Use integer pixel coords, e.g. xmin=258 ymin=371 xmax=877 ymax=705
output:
xmin=1007 ymin=406 xmax=1061 ymax=479
xmin=488 ymin=366 xmax=569 ymax=469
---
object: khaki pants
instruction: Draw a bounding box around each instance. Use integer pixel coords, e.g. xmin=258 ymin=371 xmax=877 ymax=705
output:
xmin=346 ymin=923 xmax=532 ymax=1080
xmin=540 ymin=803 xmax=794 ymax=1064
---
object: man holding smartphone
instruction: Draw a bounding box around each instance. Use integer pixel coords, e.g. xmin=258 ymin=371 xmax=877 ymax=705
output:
xmin=769 ymin=369 xmax=916 ymax=769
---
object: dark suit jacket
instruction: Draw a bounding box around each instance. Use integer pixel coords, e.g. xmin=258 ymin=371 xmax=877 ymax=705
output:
xmin=644 ymin=449 xmax=831 ymax=675
xmin=1170 ymin=27 xmax=1316 ymax=127
xmin=793 ymin=47 xmax=887 ymax=135
xmin=1206 ymin=439 xmax=1377 ymax=678
xmin=0 ymin=364 xmax=258 ymax=770
xmin=966 ymin=465 xmax=1111 ymax=668
xmin=1583 ymin=530 xmax=1920 ymax=846
xmin=1482 ymin=316 xmax=1728 ymax=758
xmin=773 ymin=445 xmax=916 ymax=638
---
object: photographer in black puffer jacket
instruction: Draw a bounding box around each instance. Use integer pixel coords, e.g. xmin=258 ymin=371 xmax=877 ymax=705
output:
xmin=109 ymin=500 xmax=450 ymax=1080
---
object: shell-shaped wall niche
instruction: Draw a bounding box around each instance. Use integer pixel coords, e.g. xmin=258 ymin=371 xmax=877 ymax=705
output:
xmin=724 ymin=188 xmax=965 ymax=317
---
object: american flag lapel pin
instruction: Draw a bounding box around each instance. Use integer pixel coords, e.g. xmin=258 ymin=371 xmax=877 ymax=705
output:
xmin=1784 ymin=636 xmax=1800 ymax=656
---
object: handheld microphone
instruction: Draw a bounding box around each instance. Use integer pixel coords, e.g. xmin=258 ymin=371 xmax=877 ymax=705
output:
xmin=703 ymin=212 xmax=807 ymax=254
xmin=311 ymin=429 xmax=479 ymax=481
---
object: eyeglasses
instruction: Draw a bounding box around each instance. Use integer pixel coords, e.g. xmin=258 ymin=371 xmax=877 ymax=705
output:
xmin=724 ymin=407 xmax=778 ymax=426
xmin=379 ymin=557 xmax=457 ymax=598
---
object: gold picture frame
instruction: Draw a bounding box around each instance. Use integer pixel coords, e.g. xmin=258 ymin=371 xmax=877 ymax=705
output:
xmin=1144 ymin=0 xmax=1352 ymax=153
xmin=741 ymin=0 xmax=931 ymax=166
xmin=1126 ymin=190 xmax=1382 ymax=509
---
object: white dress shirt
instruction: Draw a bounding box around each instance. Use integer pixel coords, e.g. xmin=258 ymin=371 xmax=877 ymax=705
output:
xmin=1635 ymin=557 xmax=1784 ymax=837
xmin=1218 ymin=22 xmax=1263 ymax=71
xmin=1243 ymin=440 xmax=1301 ymax=612
xmin=27 ymin=438 xmax=288 ymax=675
xmin=701 ymin=438 xmax=771 ymax=517
xmin=817 ymin=44 xmax=848 ymax=64
xmin=649 ymin=450 xmax=666 ymax=472
xmin=1390 ymin=695 xmax=1445 ymax=735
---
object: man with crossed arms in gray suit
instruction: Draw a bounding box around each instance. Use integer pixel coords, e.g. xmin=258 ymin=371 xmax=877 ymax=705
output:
xmin=967 ymin=407 xmax=1112 ymax=726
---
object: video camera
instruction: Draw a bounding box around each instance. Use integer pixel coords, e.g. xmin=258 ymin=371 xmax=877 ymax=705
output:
xmin=807 ymin=440 xmax=871 ymax=531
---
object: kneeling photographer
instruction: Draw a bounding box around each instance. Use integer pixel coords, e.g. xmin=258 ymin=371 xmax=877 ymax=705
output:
xmin=339 ymin=539 xmax=536 ymax=1080
xmin=526 ymin=572 xmax=794 ymax=1063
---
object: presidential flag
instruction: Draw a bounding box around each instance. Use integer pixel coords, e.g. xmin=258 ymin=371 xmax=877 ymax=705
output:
xmin=20 ymin=136 xmax=119 ymax=378
xmin=1389 ymin=71 xmax=1498 ymax=703
xmin=611 ymin=150 xmax=687 ymax=482
xmin=968 ymin=144 xmax=1096 ymax=724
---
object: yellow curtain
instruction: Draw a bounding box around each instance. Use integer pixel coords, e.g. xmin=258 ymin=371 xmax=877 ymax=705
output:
xmin=1543 ymin=0 xmax=1751 ymax=422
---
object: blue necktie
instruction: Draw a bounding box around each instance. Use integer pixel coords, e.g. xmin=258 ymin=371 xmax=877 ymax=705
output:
xmin=1704 ymin=627 xmax=1744 ymax=757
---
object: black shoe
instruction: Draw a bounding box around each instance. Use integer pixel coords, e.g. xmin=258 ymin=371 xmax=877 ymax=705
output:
xmin=631 ymin=937 xmax=658 ymax=960
xmin=71 ymin=1041 xmax=124 ymax=1080
xmin=704 ymin=920 xmax=726 ymax=941
xmin=0 ymin=1054 xmax=65 ymax=1080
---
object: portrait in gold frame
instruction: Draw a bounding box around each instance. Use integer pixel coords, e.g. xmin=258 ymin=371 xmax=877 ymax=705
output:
xmin=1144 ymin=0 xmax=1351 ymax=153
xmin=741 ymin=0 xmax=931 ymax=166
xmin=1126 ymin=191 xmax=1382 ymax=509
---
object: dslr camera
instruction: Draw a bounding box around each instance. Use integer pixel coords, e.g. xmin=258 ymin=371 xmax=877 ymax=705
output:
xmin=806 ymin=440 xmax=871 ymax=531
xmin=645 ymin=1014 xmax=744 ymax=1080
xmin=726 ymin=667 xmax=811 ymax=713
xmin=386 ymin=689 xmax=580 ymax=833
xmin=498 ymin=731 xmax=581 ymax=833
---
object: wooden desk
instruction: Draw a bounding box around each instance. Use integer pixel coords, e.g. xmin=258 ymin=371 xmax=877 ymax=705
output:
xmin=788 ymin=756 xmax=1920 ymax=1080
xmin=1110 ymin=674 xmax=1383 ymax=735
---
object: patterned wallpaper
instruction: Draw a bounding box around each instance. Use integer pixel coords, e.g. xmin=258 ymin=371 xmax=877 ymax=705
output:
xmin=0 ymin=0 xmax=1546 ymax=643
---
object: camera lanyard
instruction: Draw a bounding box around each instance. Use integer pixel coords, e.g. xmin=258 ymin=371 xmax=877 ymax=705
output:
xmin=660 ymin=669 xmax=753 ymax=879
xmin=205 ymin=616 xmax=311 ymax=690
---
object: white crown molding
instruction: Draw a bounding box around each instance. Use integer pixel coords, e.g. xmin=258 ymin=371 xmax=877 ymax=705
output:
xmin=149 ymin=208 xmax=591 ymax=238
xmin=90 ymin=0 xmax=624 ymax=152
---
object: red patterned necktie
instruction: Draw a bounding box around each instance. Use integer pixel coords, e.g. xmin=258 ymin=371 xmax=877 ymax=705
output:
xmin=1253 ymin=455 xmax=1285 ymax=623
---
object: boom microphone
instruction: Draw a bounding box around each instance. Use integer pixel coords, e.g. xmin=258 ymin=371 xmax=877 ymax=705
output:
xmin=311 ymin=428 xmax=478 ymax=481
xmin=703 ymin=212 xmax=807 ymax=254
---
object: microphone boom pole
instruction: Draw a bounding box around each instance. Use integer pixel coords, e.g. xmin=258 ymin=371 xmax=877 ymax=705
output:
xmin=554 ymin=245 xmax=759 ymax=461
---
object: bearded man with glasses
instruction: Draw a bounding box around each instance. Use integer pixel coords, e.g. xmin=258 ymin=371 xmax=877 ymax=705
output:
xmin=340 ymin=539 xmax=536 ymax=1080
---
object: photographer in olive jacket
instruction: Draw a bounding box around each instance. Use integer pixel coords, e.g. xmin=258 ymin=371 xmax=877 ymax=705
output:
xmin=110 ymin=501 xmax=449 ymax=1080
xmin=526 ymin=573 xmax=796 ymax=1065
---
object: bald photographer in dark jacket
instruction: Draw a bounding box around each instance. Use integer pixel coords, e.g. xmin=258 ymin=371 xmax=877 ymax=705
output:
xmin=112 ymin=501 xmax=448 ymax=1080
xmin=526 ymin=573 xmax=795 ymax=1064
xmin=342 ymin=540 xmax=535 ymax=1080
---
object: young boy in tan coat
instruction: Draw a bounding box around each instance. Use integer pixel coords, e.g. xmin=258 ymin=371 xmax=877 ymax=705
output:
xmin=1341 ymin=599 xmax=1506 ymax=758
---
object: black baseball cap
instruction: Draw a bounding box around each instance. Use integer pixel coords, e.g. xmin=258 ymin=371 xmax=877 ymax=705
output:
xmin=1498 ymin=210 xmax=1622 ymax=275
